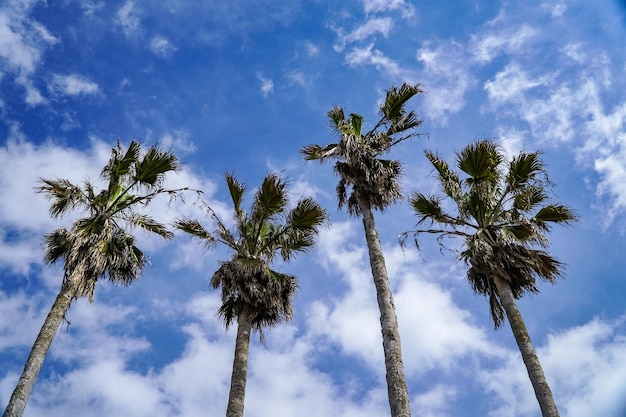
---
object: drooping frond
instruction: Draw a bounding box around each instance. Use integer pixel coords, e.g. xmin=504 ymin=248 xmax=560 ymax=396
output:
xmin=127 ymin=213 xmax=174 ymax=239
xmin=300 ymin=143 xmax=340 ymax=161
xmin=36 ymin=178 xmax=88 ymax=219
xmin=43 ymin=228 xmax=71 ymax=265
xmin=174 ymin=218 xmax=216 ymax=245
xmin=410 ymin=192 xmax=454 ymax=226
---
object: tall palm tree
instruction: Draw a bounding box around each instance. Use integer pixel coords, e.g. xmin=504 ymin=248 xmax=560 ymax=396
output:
xmin=3 ymin=140 xmax=185 ymax=417
xmin=406 ymin=139 xmax=576 ymax=417
xmin=175 ymin=173 xmax=327 ymax=417
xmin=301 ymin=83 xmax=423 ymax=417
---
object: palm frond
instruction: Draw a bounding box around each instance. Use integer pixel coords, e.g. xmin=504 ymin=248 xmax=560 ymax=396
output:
xmin=457 ymin=140 xmax=502 ymax=183
xmin=425 ymin=151 xmax=462 ymax=201
xmin=174 ymin=218 xmax=216 ymax=244
xmin=506 ymin=151 xmax=544 ymax=189
xmin=300 ymin=143 xmax=340 ymax=161
xmin=225 ymin=173 xmax=245 ymax=214
xmin=327 ymin=106 xmax=346 ymax=136
xmin=410 ymin=192 xmax=448 ymax=225
xmin=346 ymin=113 xmax=364 ymax=137
xmin=102 ymin=140 xmax=140 ymax=186
xmin=533 ymin=204 xmax=578 ymax=230
xmin=252 ymin=174 xmax=287 ymax=221
xmin=380 ymin=83 xmax=423 ymax=123
xmin=134 ymin=145 xmax=179 ymax=187
xmin=127 ymin=213 xmax=173 ymax=238
xmin=43 ymin=228 xmax=71 ymax=264
xmin=36 ymin=178 xmax=87 ymax=219
xmin=287 ymin=198 xmax=327 ymax=231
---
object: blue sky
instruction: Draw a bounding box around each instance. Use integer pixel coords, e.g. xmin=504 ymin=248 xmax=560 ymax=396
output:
xmin=1 ymin=0 xmax=626 ymax=416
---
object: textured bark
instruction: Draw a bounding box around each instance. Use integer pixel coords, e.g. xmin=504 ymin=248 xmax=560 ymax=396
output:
xmin=493 ymin=275 xmax=560 ymax=417
xmin=3 ymin=282 xmax=76 ymax=417
xmin=358 ymin=197 xmax=411 ymax=417
xmin=226 ymin=313 xmax=252 ymax=417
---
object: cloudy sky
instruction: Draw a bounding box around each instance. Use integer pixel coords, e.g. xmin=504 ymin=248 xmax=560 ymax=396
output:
xmin=1 ymin=1 xmax=626 ymax=416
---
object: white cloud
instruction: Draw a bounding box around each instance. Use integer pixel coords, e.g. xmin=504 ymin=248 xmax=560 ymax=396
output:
xmin=416 ymin=41 xmax=476 ymax=124
xmin=0 ymin=135 xmax=220 ymax=273
xmin=158 ymin=131 xmax=196 ymax=154
xmin=0 ymin=3 xmax=58 ymax=105
xmin=334 ymin=17 xmax=394 ymax=52
xmin=363 ymin=0 xmax=415 ymax=18
xmin=469 ymin=24 xmax=537 ymax=64
xmin=484 ymin=63 xmax=552 ymax=105
xmin=256 ymin=73 xmax=274 ymax=98
xmin=480 ymin=318 xmax=626 ymax=417
xmin=49 ymin=73 xmax=100 ymax=97
xmin=304 ymin=41 xmax=319 ymax=56
xmin=346 ymin=43 xmax=403 ymax=78
xmin=412 ymin=384 xmax=458 ymax=417
xmin=308 ymin=222 xmax=497 ymax=375
xmin=116 ymin=1 xmax=141 ymax=38
xmin=150 ymin=36 xmax=177 ymax=58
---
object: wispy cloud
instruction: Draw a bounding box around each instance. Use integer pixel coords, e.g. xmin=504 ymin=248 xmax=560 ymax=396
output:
xmin=116 ymin=1 xmax=141 ymax=38
xmin=0 ymin=3 xmax=58 ymax=105
xmin=150 ymin=36 xmax=177 ymax=58
xmin=257 ymin=73 xmax=274 ymax=98
xmin=416 ymin=41 xmax=476 ymax=124
xmin=469 ymin=24 xmax=537 ymax=64
xmin=48 ymin=73 xmax=100 ymax=97
xmin=334 ymin=17 xmax=393 ymax=52
xmin=345 ymin=43 xmax=403 ymax=79
xmin=362 ymin=0 xmax=415 ymax=18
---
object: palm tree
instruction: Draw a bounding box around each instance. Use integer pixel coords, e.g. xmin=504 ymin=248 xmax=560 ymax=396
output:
xmin=406 ymin=139 xmax=576 ymax=417
xmin=3 ymin=140 xmax=185 ymax=417
xmin=301 ymin=83 xmax=424 ymax=417
xmin=175 ymin=173 xmax=327 ymax=417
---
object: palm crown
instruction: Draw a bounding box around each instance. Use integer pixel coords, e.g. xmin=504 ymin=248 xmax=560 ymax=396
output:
xmin=407 ymin=139 xmax=577 ymax=327
xmin=301 ymin=83 xmax=423 ymax=215
xmin=175 ymin=173 xmax=327 ymax=332
xmin=37 ymin=140 xmax=183 ymax=300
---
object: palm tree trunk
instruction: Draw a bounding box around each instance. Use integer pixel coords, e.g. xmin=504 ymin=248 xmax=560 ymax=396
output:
xmin=226 ymin=313 xmax=253 ymax=417
xmin=357 ymin=197 xmax=411 ymax=417
xmin=3 ymin=281 xmax=76 ymax=417
xmin=493 ymin=275 xmax=560 ymax=417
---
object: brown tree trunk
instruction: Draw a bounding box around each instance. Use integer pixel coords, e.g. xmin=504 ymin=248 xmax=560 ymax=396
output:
xmin=493 ymin=275 xmax=560 ymax=417
xmin=357 ymin=197 xmax=411 ymax=417
xmin=3 ymin=281 xmax=76 ymax=417
xmin=226 ymin=313 xmax=253 ymax=417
